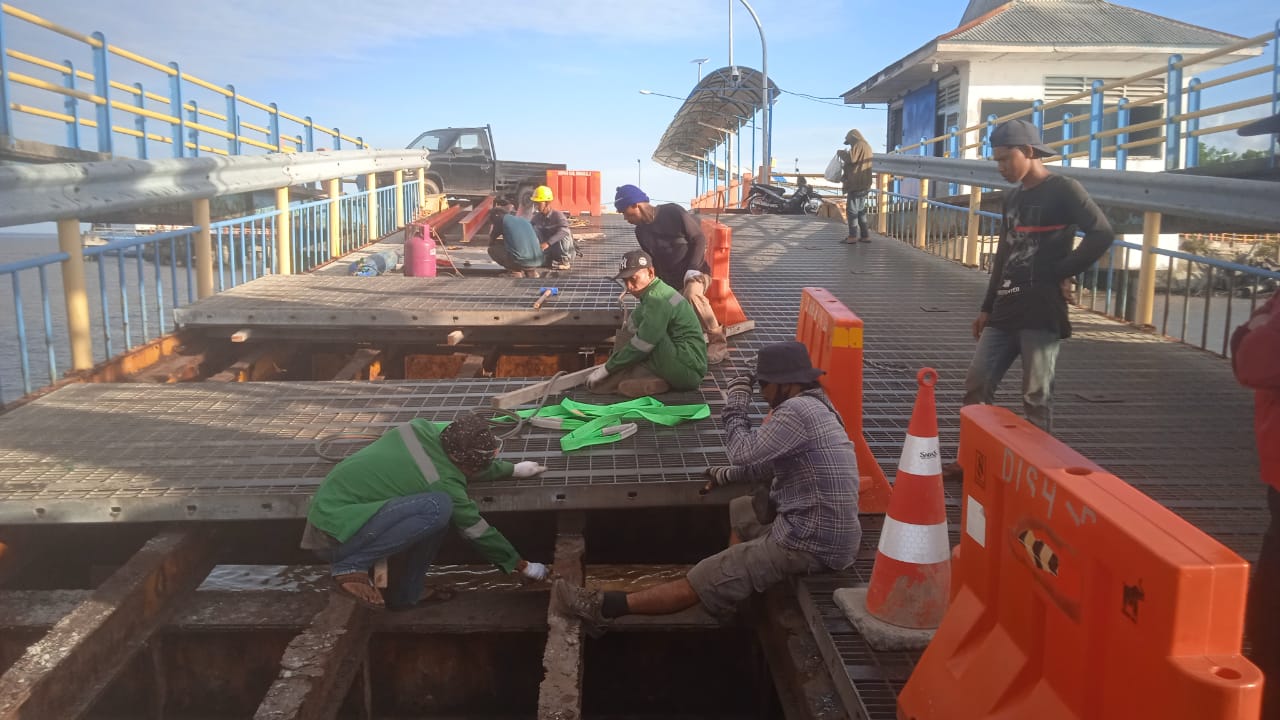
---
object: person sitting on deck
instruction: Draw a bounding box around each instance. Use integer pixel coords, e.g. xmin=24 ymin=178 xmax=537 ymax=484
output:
xmin=300 ymin=413 xmax=551 ymax=610
xmin=615 ymin=184 xmax=728 ymax=365
xmin=586 ymin=250 xmax=708 ymax=399
xmin=555 ymin=341 xmax=861 ymax=633
xmin=487 ymin=196 xmax=544 ymax=277
xmin=530 ymin=185 xmax=575 ymax=270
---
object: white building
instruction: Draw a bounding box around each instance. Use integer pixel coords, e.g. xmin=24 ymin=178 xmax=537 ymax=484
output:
xmin=841 ymin=0 xmax=1253 ymax=173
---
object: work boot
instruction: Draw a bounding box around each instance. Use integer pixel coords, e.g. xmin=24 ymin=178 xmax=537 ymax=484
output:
xmin=617 ymin=377 xmax=670 ymax=398
xmin=706 ymin=330 xmax=729 ymax=365
xmin=552 ymin=260 xmax=572 ymax=271
xmin=843 ymin=235 xmax=859 ymax=244
xmin=550 ymin=578 xmax=607 ymax=637
xmin=858 ymin=235 xmax=872 ymax=243
xmin=504 ymin=270 xmax=526 ymax=278
xmin=523 ymin=268 xmax=542 ymax=279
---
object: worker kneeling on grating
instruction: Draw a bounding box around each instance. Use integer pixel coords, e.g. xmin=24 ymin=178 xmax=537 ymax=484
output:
xmin=586 ymin=250 xmax=708 ymax=398
xmin=557 ymin=341 xmax=861 ymax=633
xmin=300 ymin=413 xmax=551 ymax=610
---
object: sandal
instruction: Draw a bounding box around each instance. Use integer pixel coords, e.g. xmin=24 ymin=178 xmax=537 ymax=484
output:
xmin=331 ymin=571 xmax=385 ymax=610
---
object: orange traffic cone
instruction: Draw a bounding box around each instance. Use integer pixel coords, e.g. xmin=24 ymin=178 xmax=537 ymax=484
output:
xmin=834 ymin=367 xmax=951 ymax=651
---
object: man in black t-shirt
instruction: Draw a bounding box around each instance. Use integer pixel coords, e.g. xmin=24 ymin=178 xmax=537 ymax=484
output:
xmin=961 ymin=119 xmax=1114 ymax=435
xmin=614 ymin=184 xmax=727 ymax=364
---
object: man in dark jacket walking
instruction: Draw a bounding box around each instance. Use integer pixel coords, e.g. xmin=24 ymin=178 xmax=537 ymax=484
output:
xmin=839 ymin=129 xmax=874 ymax=244
xmin=614 ymin=184 xmax=727 ymax=364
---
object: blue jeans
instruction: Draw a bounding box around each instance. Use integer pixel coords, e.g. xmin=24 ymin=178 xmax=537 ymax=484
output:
xmin=962 ymin=325 xmax=1060 ymax=432
xmin=330 ymin=491 xmax=451 ymax=608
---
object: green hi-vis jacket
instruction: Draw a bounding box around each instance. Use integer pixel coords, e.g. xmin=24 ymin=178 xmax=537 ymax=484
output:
xmin=306 ymin=419 xmax=521 ymax=573
xmin=607 ymin=278 xmax=707 ymax=389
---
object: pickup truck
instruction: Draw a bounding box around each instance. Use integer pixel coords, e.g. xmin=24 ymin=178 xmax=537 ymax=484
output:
xmin=394 ymin=125 xmax=566 ymax=204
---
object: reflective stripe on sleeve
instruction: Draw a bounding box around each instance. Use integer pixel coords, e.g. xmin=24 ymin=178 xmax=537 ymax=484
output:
xmin=630 ymin=335 xmax=655 ymax=352
xmin=461 ymin=518 xmax=491 ymax=539
xmin=668 ymin=293 xmax=685 ymax=306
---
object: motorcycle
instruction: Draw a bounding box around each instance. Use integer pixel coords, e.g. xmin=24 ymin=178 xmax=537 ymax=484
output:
xmin=745 ymin=177 xmax=822 ymax=216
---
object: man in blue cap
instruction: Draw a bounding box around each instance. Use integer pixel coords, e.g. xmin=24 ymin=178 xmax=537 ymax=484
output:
xmin=614 ymin=184 xmax=727 ymax=364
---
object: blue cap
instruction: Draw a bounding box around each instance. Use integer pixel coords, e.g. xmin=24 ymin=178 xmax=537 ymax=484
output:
xmin=614 ymin=184 xmax=650 ymax=212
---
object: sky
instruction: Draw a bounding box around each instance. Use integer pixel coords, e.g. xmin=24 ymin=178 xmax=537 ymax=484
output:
xmin=8 ymin=0 xmax=1280 ymax=210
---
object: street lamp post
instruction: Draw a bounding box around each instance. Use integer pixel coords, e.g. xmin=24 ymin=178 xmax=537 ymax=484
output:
xmin=735 ymin=1 xmax=769 ymax=178
xmin=692 ymin=58 xmax=709 ymax=83
xmin=637 ymin=158 xmax=641 ymax=186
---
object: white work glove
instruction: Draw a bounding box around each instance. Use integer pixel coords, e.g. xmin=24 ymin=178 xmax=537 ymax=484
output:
xmin=684 ymin=269 xmax=703 ymax=284
xmin=512 ymin=461 xmax=547 ymax=478
xmin=588 ymin=365 xmax=609 ymax=385
xmin=519 ymin=561 xmax=549 ymax=581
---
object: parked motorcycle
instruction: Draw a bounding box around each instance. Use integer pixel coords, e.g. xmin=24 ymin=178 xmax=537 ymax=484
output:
xmin=745 ymin=177 xmax=822 ymax=215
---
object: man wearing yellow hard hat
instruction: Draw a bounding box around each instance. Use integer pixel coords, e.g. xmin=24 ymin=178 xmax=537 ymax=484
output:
xmin=530 ymin=185 xmax=575 ymax=271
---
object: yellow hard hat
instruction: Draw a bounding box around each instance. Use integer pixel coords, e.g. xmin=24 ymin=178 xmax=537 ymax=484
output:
xmin=531 ymin=185 xmax=554 ymax=203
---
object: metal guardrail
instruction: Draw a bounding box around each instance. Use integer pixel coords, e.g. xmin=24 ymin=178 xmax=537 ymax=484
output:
xmin=892 ymin=26 xmax=1279 ymax=171
xmin=0 ymin=3 xmax=368 ymax=159
xmin=871 ymin=154 xmax=1280 ymax=230
xmin=0 ymin=149 xmax=431 ymax=226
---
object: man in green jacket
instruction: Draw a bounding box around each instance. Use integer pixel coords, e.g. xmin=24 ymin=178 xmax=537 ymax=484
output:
xmin=586 ymin=250 xmax=708 ymax=398
xmin=302 ymin=413 xmax=550 ymax=610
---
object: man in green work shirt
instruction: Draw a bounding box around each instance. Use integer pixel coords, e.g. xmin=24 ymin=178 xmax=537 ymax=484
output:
xmin=586 ymin=250 xmax=708 ymax=398
xmin=301 ymin=413 xmax=551 ymax=610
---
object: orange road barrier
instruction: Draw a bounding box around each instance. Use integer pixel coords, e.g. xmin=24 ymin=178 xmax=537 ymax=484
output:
xmin=898 ymin=405 xmax=1262 ymax=720
xmin=795 ymin=287 xmax=892 ymax=514
xmin=700 ymin=218 xmax=754 ymax=335
xmin=545 ymin=170 xmax=601 ymax=216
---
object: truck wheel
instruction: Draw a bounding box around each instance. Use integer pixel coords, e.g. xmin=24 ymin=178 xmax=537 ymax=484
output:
xmin=424 ymin=178 xmax=442 ymax=196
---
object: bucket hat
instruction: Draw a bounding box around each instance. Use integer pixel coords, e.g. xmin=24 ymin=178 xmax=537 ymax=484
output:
xmin=989 ymin=119 xmax=1055 ymax=158
xmin=755 ymin=341 xmax=825 ymax=385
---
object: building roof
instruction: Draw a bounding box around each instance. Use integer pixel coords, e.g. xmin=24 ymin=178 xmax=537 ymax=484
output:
xmin=843 ymin=0 xmax=1246 ymax=104
xmin=945 ymin=0 xmax=1242 ymax=45
xmin=651 ymin=66 xmax=778 ymax=176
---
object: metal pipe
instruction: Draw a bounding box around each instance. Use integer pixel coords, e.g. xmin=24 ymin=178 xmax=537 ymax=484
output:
xmin=737 ymin=0 xmax=769 ymax=179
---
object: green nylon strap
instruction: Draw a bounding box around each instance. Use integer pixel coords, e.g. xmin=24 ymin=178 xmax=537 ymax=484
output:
xmin=494 ymin=396 xmax=710 ymax=451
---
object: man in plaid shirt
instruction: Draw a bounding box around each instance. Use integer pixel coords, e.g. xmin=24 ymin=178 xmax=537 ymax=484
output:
xmin=552 ymin=341 xmax=861 ymax=633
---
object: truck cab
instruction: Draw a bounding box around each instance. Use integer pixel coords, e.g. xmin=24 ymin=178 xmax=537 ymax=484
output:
xmin=399 ymin=125 xmax=566 ymax=204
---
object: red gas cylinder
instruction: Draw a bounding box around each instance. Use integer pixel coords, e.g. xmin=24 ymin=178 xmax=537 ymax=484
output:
xmin=404 ymin=223 xmax=437 ymax=277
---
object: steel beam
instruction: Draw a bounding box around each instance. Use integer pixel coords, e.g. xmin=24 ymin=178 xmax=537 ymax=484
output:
xmin=747 ymin=585 xmax=850 ymax=720
xmin=0 ymin=584 xmax=718 ymax=634
xmin=0 ymin=529 xmax=219 ymax=720
xmin=871 ymin=153 xmax=1280 ymax=229
xmin=537 ymin=512 xmax=586 ymax=720
xmin=0 ymin=150 xmax=432 ymax=228
xmin=458 ymin=195 xmax=496 ymax=243
xmin=253 ymin=595 xmax=372 ymax=720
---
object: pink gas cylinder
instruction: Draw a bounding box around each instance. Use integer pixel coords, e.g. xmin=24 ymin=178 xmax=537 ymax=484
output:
xmin=404 ymin=223 xmax=437 ymax=277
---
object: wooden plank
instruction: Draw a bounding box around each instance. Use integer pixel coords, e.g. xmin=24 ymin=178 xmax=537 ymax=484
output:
xmin=537 ymin=512 xmax=586 ymax=720
xmin=489 ymin=365 xmax=597 ymax=409
xmin=456 ymin=353 xmax=486 ymax=378
xmin=331 ymin=348 xmax=382 ymax=381
xmin=0 ymin=529 xmax=218 ymax=720
xmin=253 ymin=595 xmax=372 ymax=720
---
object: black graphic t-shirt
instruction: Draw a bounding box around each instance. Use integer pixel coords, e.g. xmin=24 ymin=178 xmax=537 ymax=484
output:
xmin=982 ymin=174 xmax=1114 ymax=338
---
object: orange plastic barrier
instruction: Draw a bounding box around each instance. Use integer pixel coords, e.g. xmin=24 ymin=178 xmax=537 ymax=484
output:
xmin=898 ymin=405 xmax=1262 ymax=720
xmin=795 ymin=288 xmax=892 ymax=514
xmin=545 ymin=169 xmax=601 ymax=216
xmin=700 ymin=218 xmax=752 ymax=332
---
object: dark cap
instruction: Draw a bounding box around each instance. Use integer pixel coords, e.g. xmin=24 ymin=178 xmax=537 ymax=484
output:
xmin=612 ymin=250 xmax=655 ymax=281
xmin=1238 ymin=112 xmax=1280 ymax=137
xmin=440 ymin=413 xmax=501 ymax=468
xmin=990 ymin=119 xmax=1055 ymax=158
xmin=755 ymin=341 xmax=825 ymax=385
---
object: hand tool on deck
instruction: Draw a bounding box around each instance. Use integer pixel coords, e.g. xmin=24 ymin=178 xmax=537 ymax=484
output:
xmin=533 ymin=286 xmax=559 ymax=309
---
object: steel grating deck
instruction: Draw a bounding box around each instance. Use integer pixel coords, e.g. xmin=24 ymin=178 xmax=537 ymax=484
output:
xmin=1 ymin=213 xmax=1268 ymax=719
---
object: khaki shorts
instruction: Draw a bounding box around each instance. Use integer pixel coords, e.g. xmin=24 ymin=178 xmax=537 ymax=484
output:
xmin=687 ymin=497 xmax=825 ymax=618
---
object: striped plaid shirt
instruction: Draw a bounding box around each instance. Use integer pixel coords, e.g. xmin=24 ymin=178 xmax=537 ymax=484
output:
xmin=722 ymin=387 xmax=861 ymax=569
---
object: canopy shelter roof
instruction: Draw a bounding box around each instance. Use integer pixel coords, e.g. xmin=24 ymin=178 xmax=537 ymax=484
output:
xmin=842 ymin=0 xmax=1246 ymax=104
xmin=651 ymin=66 xmax=779 ymax=175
